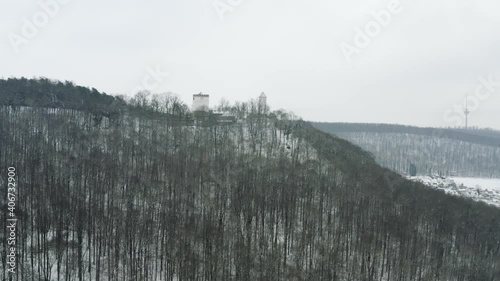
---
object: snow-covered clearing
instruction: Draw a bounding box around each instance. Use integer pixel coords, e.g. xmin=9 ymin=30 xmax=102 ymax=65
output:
xmin=408 ymin=176 xmax=500 ymax=208
xmin=449 ymin=177 xmax=500 ymax=191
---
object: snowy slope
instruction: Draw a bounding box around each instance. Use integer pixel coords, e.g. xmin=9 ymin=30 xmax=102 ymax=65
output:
xmin=408 ymin=176 xmax=500 ymax=208
xmin=450 ymin=177 xmax=500 ymax=191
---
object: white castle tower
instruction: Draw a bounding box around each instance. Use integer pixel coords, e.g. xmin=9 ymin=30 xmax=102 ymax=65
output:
xmin=193 ymin=93 xmax=209 ymax=111
xmin=258 ymin=92 xmax=267 ymax=112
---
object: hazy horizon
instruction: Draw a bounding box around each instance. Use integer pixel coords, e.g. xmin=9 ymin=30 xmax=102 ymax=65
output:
xmin=2 ymin=0 xmax=499 ymax=129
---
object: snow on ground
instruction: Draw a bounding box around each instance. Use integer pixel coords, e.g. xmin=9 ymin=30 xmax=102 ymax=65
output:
xmin=407 ymin=176 xmax=500 ymax=208
xmin=450 ymin=177 xmax=500 ymax=191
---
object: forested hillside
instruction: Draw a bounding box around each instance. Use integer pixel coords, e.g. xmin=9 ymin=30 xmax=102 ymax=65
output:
xmin=1 ymin=79 xmax=500 ymax=281
xmin=0 ymin=78 xmax=122 ymax=117
xmin=313 ymin=122 xmax=500 ymax=178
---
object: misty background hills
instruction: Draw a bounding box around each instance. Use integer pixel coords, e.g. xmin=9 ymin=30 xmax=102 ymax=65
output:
xmin=313 ymin=122 xmax=500 ymax=178
xmin=1 ymin=78 xmax=499 ymax=280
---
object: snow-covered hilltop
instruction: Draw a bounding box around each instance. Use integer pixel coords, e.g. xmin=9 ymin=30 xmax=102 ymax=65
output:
xmin=2 ymin=79 xmax=500 ymax=281
xmin=408 ymin=176 xmax=500 ymax=208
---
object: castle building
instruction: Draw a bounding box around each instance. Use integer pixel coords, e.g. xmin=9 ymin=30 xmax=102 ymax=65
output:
xmin=193 ymin=93 xmax=209 ymax=111
xmin=258 ymin=92 xmax=267 ymax=112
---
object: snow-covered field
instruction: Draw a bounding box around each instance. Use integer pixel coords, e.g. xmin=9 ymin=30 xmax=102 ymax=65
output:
xmin=408 ymin=176 xmax=500 ymax=208
xmin=449 ymin=177 xmax=500 ymax=191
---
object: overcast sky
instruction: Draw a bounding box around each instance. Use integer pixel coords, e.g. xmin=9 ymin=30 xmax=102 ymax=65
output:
xmin=1 ymin=0 xmax=499 ymax=129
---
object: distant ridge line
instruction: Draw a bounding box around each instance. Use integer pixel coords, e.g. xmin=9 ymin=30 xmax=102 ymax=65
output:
xmin=311 ymin=122 xmax=500 ymax=148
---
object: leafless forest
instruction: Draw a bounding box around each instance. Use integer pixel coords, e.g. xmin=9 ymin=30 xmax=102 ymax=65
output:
xmin=1 ymin=79 xmax=500 ymax=280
